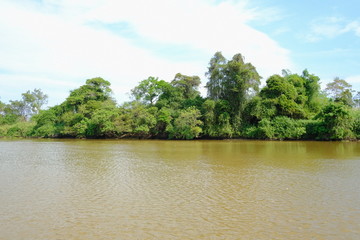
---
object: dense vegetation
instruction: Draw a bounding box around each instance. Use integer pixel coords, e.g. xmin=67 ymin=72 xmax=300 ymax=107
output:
xmin=1 ymin=52 xmax=359 ymax=140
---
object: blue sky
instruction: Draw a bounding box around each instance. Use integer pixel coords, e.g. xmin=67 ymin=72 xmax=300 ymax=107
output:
xmin=0 ymin=0 xmax=359 ymax=107
xmin=249 ymin=0 xmax=360 ymax=83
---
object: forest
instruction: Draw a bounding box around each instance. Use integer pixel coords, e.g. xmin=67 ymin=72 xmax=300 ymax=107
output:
xmin=1 ymin=52 xmax=359 ymax=140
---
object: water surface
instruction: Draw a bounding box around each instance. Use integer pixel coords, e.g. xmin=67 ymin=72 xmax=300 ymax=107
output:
xmin=0 ymin=139 xmax=359 ymax=239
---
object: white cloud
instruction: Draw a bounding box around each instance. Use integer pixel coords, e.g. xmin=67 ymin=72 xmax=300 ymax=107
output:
xmin=0 ymin=74 xmax=77 ymax=107
xmin=345 ymin=75 xmax=360 ymax=91
xmin=344 ymin=21 xmax=360 ymax=37
xmin=86 ymin=0 xmax=292 ymax=76
xmin=0 ymin=0 xmax=292 ymax=106
xmin=306 ymin=17 xmax=360 ymax=42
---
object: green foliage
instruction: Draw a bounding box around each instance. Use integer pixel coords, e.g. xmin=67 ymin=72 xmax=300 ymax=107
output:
xmin=271 ymin=116 xmax=306 ymax=140
xmin=243 ymin=117 xmax=306 ymax=140
xmin=85 ymin=110 xmax=117 ymax=137
xmin=0 ymin=89 xmax=48 ymax=137
xmin=1 ymin=53 xmax=358 ymax=141
xmin=66 ymin=77 xmax=112 ymax=111
xmin=2 ymin=89 xmax=48 ymax=121
xmin=0 ymin=122 xmax=35 ymax=137
xmin=354 ymin=91 xmax=360 ymax=108
xmin=205 ymin=52 xmax=261 ymax=127
xmin=260 ymin=74 xmax=308 ymax=119
xmin=243 ymin=96 xmax=277 ymax=123
xmin=256 ymin=119 xmax=274 ymax=139
xmin=202 ymin=99 xmax=216 ymax=136
xmin=21 ymin=89 xmax=48 ymax=116
xmin=130 ymin=104 xmax=157 ymax=135
xmin=302 ymin=69 xmax=323 ymax=112
xmin=205 ymin=51 xmax=226 ymax=100
xmin=32 ymin=109 xmax=58 ymax=137
xmin=0 ymin=125 xmax=7 ymax=136
xmin=171 ymin=73 xmax=201 ymax=100
xmin=155 ymin=82 xmax=183 ymax=109
xmin=201 ymin=99 xmax=234 ymax=138
xmin=33 ymin=124 xmax=57 ymax=138
xmin=351 ymin=109 xmax=360 ymax=138
xmin=28 ymin=78 xmax=118 ymax=138
xmin=316 ymin=103 xmax=354 ymax=140
xmin=325 ymin=77 xmax=354 ymax=106
xmin=168 ymin=107 xmax=203 ymax=139
xmin=131 ymin=77 xmax=169 ymax=105
xmin=216 ymin=112 xmax=233 ymax=138
xmin=0 ymin=113 xmax=20 ymax=125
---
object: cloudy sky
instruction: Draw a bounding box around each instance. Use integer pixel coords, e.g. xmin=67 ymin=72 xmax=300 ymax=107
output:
xmin=0 ymin=0 xmax=359 ymax=106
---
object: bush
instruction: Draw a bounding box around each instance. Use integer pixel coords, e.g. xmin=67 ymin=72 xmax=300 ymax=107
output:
xmin=168 ymin=107 xmax=203 ymax=139
xmin=258 ymin=119 xmax=275 ymax=139
xmin=5 ymin=122 xmax=35 ymax=137
xmin=245 ymin=117 xmax=306 ymax=140
xmin=0 ymin=125 xmax=10 ymax=136
xmin=33 ymin=124 xmax=57 ymax=138
xmin=351 ymin=109 xmax=360 ymax=139
xmin=316 ymin=103 xmax=354 ymax=140
xmin=301 ymin=119 xmax=325 ymax=140
xmin=271 ymin=116 xmax=306 ymax=140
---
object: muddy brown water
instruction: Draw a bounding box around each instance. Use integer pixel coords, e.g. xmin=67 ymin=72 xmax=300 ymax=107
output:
xmin=0 ymin=139 xmax=359 ymax=239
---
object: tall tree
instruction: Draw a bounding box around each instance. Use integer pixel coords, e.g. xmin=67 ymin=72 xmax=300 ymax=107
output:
xmin=317 ymin=102 xmax=353 ymax=140
xmin=66 ymin=77 xmax=112 ymax=111
xmin=131 ymin=76 xmax=169 ymax=105
xmin=302 ymin=70 xmax=320 ymax=103
xmin=205 ymin=51 xmax=226 ymax=100
xmin=325 ymin=77 xmax=354 ymax=106
xmin=0 ymin=100 xmax=5 ymax=116
xmin=22 ymin=89 xmax=48 ymax=115
xmin=225 ymin=54 xmax=261 ymax=121
xmin=205 ymin=52 xmax=261 ymax=125
xmin=354 ymin=91 xmax=360 ymax=108
xmin=8 ymin=100 xmax=26 ymax=119
xmin=260 ymin=74 xmax=306 ymax=119
xmin=171 ymin=73 xmax=201 ymax=99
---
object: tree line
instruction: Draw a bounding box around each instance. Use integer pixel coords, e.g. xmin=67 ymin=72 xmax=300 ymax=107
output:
xmin=1 ymin=52 xmax=359 ymax=140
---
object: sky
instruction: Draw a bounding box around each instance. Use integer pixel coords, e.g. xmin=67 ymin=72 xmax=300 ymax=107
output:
xmin=0 ymin=0 xmax=359 ymax=107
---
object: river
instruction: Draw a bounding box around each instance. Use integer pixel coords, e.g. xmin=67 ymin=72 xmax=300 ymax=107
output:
xmin=0 ymin=139 xmax=359 ymax=239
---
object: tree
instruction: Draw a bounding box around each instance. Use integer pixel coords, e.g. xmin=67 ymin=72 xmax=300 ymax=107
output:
xmin=168 ymin=107 xmax=203 ymax=139
xmin=131 ymin=77 xmax=169 ymax=105
xmin=32 ymin=108 xmax=57 ymax=137
xmin=31 ymin=77 xmax=117 ymax=138
xmin=8 ymin=100 xmax=26 ymax=120
xmin=85 ymin=77 xmax=112 ymax=100
xmin=29 ymin=89 xmax=48 ymax=114
xmin=171 ymin=73 xmax=201 ymax=99
xmin=201 ymin=99 xmax=233 ymax=138
xmin=205 ymin=52 xmax=261 ymax=126
xmin=316 ymin=102 xmax=353 ymax=140
xmin=224 ymin=54 xmax=261 ymax=119
xmin=205 ymin=51 xmax=226 ymax=100
xmin=202 ymin=99 xmax=216 ymax=136
xmin=259 ymin=74 xmax=307 ymax=119
xmin=301 ymin=69 xmax=321 ymax=110
xmin=325 ymin=77 xmax=354 ymax=106
xmin=0 ymin=101 xmax=5 ymax=116
xmin=354 ymin=91 xmax=360 ymax=108
xmin=0 ymin=89 xmax=48 ymax=121
xmin=21 ymin=89 xmax=48 ymax=116
xmin=66 ymin=77 xmax=112 ymax=111
xmin=87 ymin=103 xmax=120 ymax=137
xmin=127 ymin=102 xmax=157 ymax=135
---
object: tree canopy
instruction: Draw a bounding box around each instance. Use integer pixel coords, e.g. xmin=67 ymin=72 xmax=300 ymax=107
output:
xmin=0 ymin=53 xmax=359 ymax=140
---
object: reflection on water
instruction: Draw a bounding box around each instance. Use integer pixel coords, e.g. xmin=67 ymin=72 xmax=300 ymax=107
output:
xmin=0 ymin=139 xmax=359 ymax=239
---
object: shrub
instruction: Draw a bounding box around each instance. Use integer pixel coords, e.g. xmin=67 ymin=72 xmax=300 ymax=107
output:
xmin=271 ymin=116 xmax=306 ymax=140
